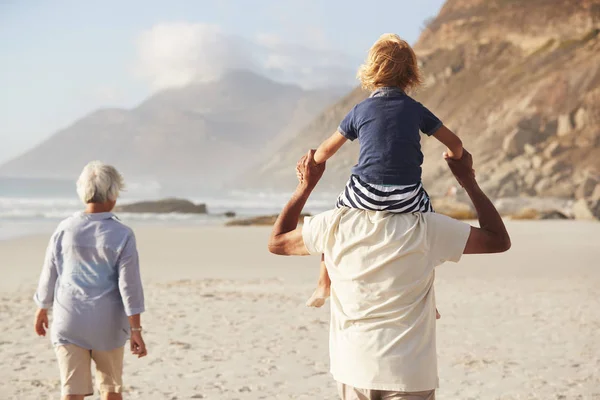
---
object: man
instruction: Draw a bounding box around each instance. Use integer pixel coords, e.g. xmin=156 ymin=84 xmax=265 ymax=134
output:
xmin=268 ymin=149 xmax=510 ymax=400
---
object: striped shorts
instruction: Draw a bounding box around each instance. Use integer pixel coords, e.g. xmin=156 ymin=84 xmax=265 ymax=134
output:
xmin=336 ymin=175 xmax=434 ymax=213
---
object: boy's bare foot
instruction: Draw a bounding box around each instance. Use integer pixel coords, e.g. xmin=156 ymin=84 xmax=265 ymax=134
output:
xmin=306 ymin=285 xmax=330 ymax=308
xmin=436 ymin=308 xmax=441 ymax=320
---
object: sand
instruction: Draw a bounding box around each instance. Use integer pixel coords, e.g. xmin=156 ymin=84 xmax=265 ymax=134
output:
xmin=0 ymin=221 xmax=599 ymax=399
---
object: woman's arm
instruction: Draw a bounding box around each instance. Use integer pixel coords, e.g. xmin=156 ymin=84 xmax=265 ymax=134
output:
xmin=117 ymin=234 xmax=145 ymax=317
xmin=33 ymin=233 xmax=59 ymax=337
xmin=433 ymin=125 xmax=463 ymax=159
xmin=314 ymin=131 xmax=348 ymax=164
xmin=118 ymin=234 xmax=148 ymax=358
xmin=128 ymin=314 xmax=147 ymax=357
xmin=34 ymin=233 xmax=59 ymax=309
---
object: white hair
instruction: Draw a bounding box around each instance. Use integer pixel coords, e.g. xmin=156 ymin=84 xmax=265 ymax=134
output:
xmin=76 ymin=161 xmax=125 ymax=204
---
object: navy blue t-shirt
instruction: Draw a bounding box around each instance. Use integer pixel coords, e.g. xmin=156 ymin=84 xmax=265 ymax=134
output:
xmin=338 ymin=86 xmax=443 ymax=185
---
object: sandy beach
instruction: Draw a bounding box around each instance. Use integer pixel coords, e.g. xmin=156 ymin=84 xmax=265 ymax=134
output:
xmin=1 ymin=221 xmax=599 ymax=399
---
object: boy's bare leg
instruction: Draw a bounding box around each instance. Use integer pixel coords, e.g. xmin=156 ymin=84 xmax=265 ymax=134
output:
xmin=306 ymin=254 xmax=331 ymax=308
xmin=436 ymin=309 xmax=441 ymax=319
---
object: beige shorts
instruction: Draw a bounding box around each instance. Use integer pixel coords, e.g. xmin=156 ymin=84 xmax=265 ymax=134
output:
xmin=55 ymin=344 xmax=124 ymax=396
xmin=338 ymin=383 xmax=435 ymax=400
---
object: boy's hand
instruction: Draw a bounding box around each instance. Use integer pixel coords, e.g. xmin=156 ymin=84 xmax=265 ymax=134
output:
xmin=444 ymin=146 xmax=463 ymax=160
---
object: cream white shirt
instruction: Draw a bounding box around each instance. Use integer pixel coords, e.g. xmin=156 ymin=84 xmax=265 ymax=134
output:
xmin=302 ymin=208 xmax=470 ymax=391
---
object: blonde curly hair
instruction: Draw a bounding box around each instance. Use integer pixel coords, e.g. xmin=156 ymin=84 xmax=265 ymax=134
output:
xmin=357 ymin=33 xmax=423 ymax=92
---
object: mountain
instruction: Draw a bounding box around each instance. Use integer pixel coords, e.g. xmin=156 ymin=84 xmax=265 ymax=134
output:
xmin=242 ymin=0 xmax=600 ymax=207
xmin=0 ymin=70 xmax=347 ymax=192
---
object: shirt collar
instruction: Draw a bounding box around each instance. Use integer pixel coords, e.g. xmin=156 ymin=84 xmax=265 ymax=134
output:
xmin=370 ymin=86 xmax=406 ymax=98
xmin=75 ymin=211 xmax=116 ymax=220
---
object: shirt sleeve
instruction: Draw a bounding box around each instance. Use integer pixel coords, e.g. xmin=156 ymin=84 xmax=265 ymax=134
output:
xmin=338 ymin=106 xmax=358 ymax=141
xmin=419 ymin=103 xmax=443 ymax=136
xmin=117 ymin=232 xmax=145 ymax=316
xmin=33 ymin=231 xmax=60 ymax=309
xmin=425 ymin=212 xmax=471 ymax=265
xmin=301 ymin=210 xmax=334 ymax=255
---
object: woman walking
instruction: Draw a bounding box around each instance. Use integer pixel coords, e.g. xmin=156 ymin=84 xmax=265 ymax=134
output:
xmin=33 ymin=161 xmax=147 ymax=400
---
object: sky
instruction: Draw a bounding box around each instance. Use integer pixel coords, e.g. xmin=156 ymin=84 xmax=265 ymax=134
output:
xmin=0 ymin=0 xmax=446 ymax=164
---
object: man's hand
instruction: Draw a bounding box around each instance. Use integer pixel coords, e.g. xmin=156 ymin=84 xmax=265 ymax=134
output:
xmin=295 ymin=164 xmax=304 ymax=185
xmin=296 ymin=149 xmax=326 ymax=189
xmin=130 ymin=331 xmax=147 ymax=358
xmin=268 ymin=150 xmax=323 ymax=256
xmin=34 ymin=308 xmax=49 ymax=337
xmin=444 ymin=149 xmax=475 ymax=188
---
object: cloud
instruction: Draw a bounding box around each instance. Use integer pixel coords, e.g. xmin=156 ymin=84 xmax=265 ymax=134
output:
xmin=133 ymin=22 xmax=360 ymax=90
xmin=258 ymin=37 xmax=361 ymax=87
xmin=134 ymin=22 xmax=256 ymax=89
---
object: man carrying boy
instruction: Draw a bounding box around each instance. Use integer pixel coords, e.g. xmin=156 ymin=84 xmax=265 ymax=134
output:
xmin=268 ymin=149 xmax=510 ymax=400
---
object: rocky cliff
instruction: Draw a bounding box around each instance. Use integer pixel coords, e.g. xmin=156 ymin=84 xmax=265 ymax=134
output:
xmin=244 ymin=0 xmax=600 ymax=216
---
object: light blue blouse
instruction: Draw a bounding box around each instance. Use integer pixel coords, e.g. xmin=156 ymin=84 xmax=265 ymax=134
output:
xmin=34 ymin=212 xmax=145 ymax=351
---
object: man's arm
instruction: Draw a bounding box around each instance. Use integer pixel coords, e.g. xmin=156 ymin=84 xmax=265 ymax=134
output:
xmin=267 ymin=188 xmax=311 ymax=256
xmin=268 ymin=150 xmax=326 ymax=256
xmin=445 ymin=150 xmax=511 ymax=254
xmin=463 ymin=183 xmax=511 ymax=254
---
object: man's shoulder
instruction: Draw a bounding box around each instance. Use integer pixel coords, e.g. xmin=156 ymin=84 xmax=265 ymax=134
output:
xmin=304 ymin=208 xmax=342 ymax=226
xmin=309 ymin=209 xmax=416 ymax=233
xmin=423 ymin=211 xmax=467 ymax=227
xmin=422 ymin=212 xmax=470 ymax=235
xmin=422 ymin=212 xmax=471 ymax=263
xmin=386 ymin=212 xmax=470 ymax=246
xmin=310 ymin=209 xmax=465 ymax=226
xmin=302 ymin=208 xmax=349 ymax=255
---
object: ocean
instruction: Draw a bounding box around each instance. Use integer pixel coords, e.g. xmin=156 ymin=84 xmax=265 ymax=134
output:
xmin=0 ymin=178 xmax=336 ymax=241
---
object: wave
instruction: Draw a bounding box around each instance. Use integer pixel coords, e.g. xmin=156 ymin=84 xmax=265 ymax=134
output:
xmin=0 ymin=208 xmax=224 ymax=222
xmin=0 ymin=197 xmax=80 ymax=207
xmin=0 ymin=191 xmax=337 ymax=222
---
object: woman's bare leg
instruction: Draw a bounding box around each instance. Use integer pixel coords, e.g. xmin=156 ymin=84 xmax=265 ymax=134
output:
xmin=306 ymin=254 xmax=331 ymax=307
xmin=103 ymin=392 xmax=122 ymax=400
